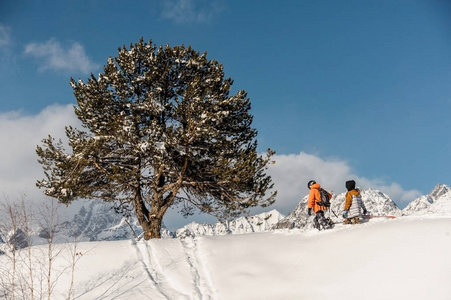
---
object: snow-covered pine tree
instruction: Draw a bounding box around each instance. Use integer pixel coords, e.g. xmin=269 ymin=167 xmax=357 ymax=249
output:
xmin=36 ymin=38 xmax=276 ymax=239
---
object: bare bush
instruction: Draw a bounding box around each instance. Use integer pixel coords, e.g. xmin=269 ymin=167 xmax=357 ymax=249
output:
xmin=0 ymin=195 xmax=81 ymax=299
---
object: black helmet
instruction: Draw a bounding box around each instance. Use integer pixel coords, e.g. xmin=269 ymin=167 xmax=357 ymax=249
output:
xmin=307 ymin=180 xmax=316 ymax=189
xmin=346 ymin=180 xmax=356 ymax=191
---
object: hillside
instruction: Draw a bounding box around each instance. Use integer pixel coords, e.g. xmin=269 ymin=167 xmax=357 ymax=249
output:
xmin=1 ymin=184 xmax=451 ymax=299
xmin=1 ymin=216 xmax=450 ymax=299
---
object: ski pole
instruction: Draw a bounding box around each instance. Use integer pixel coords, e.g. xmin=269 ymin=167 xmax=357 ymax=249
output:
xmin=330 ymin=207 xmax=338 ymax=218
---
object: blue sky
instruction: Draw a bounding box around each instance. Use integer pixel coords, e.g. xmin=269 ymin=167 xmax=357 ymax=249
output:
xmin=1 ymin=0 xmax=450 ymax=227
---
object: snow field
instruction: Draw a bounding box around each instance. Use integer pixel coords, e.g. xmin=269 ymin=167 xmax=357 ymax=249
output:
xmin=1 ymin=216 xmax=450 ymax=299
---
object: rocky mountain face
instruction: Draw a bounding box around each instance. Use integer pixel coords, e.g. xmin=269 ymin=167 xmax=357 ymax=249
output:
xmin=176 ymin=209 xmax=285 ymax=238
xmin=42 ymin=201 xmax=285 ymax=241
xmin=402 ymin=184 xmax=451 ymax=216
xmin=0 ymin=200 xmax=173 ymax=252
xmin=0 ymin=202 xmax=285 ymax=251
xmin=59 ymin=202 xmax=285 ymax=240
xmin=358 ymin=189 xmax=402 ymax=216
xmin=61 ymin=200 xmax=138 ymax=241
xmin=56 ymin=200 xmax=175 ymax=241
xmin=274 ymin=188 xmax=402 ymax=230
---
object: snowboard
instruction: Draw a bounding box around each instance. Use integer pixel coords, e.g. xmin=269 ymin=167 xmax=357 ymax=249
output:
xmin=363 ymin=215 xmax=396 ymax=220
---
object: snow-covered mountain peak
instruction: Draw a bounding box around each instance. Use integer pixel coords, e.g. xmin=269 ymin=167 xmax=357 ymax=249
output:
xmin=402 ymin=183 xmax=451 ymax=216
xmin=358 ymin=188 xmax=400 ymax=215
xmin=402 ymin=195 xmax=434 ymax=214
xmin=426 ymin=184 xmax=451 ymax=214
xmin=360 ymin=187 xmax=387 ymax=197
xmin=429 ymin=183 xmax=451 ymax=199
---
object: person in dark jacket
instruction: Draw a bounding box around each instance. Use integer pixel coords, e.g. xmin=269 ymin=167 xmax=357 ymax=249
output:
xmin=343 ymin=180 xmax=367 ymax=224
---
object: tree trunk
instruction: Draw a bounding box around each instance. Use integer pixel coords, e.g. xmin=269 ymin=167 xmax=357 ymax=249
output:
xmin=133 ymin=191 xmax=153 ymax=240
xmin=146 ymin=195 xmax=167 ymax=240
xmin=148 ymin=215 xmax=163 ymax=239
xmin=133 ymin=189 xmax=167 ymax=240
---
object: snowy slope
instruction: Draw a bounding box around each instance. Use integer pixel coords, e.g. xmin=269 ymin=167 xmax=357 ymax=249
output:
xmin=1 ymin=216 xmax=450 ymax=300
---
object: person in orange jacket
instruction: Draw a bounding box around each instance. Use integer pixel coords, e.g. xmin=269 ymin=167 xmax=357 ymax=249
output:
xmin=307 ymin=180 xmax=333 ymax=230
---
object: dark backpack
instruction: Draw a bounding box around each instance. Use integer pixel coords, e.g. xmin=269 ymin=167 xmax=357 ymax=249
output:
xmin=316 ymin=188 xmax=332 ymax=207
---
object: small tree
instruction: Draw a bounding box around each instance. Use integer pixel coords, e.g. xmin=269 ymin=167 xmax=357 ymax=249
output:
xmin=36 ymin=38 xmax=276 ymax=239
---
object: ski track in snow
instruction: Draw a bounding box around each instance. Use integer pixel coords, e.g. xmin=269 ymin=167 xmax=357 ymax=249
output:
xmin=133 ymin=241 xmax=175 ymax=299
xmin=180 ymin=236 xmax=217 ymax=299
xmin=179 ymin=237 xmax=203 ymax=299
xmin=133 ymin=237 xmax=217 ymax=300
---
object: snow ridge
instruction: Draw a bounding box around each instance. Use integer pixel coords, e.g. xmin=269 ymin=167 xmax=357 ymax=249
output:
xmin=403 ymin=183 xmax=451 ymax=216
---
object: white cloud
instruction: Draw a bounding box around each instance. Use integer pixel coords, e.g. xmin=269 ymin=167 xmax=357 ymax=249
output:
xmin=264 ymin=152 xmax=422 ymax=214
xmin=0 ymin=24 xmax=11 ymax=48
xmin=161 ymin=0 xmax=225 ymax=24
xmin=23 ymin=38 xmax=99 ymax=74
xmin=0 ymin=104 xmax=80 ymax=199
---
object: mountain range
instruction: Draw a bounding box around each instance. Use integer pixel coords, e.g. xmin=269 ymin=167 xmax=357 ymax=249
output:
xmin=1 ymin=184 xmax=450 ymax=247
xmin=58 ymin=183 xmax=451 ymax=240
